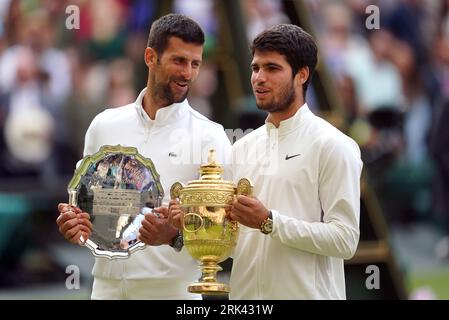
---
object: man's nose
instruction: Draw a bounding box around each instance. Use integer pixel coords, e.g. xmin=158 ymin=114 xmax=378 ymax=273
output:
xmin=180 ymin=65 xmax=193 ymax=81
xmin=253 ymin=70 xmax=266 ymax=84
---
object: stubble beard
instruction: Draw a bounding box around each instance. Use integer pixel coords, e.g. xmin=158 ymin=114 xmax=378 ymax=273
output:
xmin=255 ymin=80 xmax=296 ymax=113
xmin=153 ymin=80 xmax=189 ymax=106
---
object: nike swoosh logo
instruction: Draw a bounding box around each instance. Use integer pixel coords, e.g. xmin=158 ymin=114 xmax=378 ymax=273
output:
xmin=285 ymin=154 xmax=301 ymax=160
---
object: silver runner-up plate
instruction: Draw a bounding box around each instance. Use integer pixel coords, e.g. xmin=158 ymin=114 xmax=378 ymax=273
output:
xmin=67 ymin=145 xmax=164 ymax=259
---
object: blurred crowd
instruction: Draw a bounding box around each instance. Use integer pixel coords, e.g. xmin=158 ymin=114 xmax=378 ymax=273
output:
xmin=0 ymin=0 xmax=448 ymax=281
xmin=309 ymin=0 xmax=449 ymax=245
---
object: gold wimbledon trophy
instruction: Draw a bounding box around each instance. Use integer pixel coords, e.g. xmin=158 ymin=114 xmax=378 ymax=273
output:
xmin=170 ymin=149 xmax=252 ymax=295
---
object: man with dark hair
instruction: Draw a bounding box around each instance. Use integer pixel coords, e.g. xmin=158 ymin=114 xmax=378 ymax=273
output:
xmin=56 ymin=14 xmax=231 ymax=299
xmin=228 ymin=24 xmax=363 ymax=299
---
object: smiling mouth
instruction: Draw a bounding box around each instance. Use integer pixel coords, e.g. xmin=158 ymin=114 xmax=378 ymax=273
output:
xmin=173 ymin=80 xmax=188 ymax=88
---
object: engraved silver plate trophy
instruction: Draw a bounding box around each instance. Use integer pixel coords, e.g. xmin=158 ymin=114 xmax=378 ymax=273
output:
xmin=67 ymin=145 xmax=164 ymax=259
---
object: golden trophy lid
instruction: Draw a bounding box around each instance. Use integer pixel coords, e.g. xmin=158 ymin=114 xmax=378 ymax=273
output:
xmin=183 ymin=149 xmax=235 ymax=192
xmin=170 ymin=149 xmax=253 ymax=200
xmin=198 ymin=149 xmax=223 ymax=180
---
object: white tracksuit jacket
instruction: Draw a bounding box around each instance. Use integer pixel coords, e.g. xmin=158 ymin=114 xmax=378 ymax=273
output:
xmin=229 ymin=104 xmax=363 ymax=299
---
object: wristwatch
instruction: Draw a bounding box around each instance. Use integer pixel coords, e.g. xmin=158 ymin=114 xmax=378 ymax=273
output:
xmin=260 ymin=211 xmax=273 ymax=235
xmin=169 ymin=231 xmax=184 ymax=252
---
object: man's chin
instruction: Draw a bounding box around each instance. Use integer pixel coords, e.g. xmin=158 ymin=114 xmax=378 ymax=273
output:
xmin=173 ymin=93 xmax=188 ymax=103
xmin=256 ymin=103 xmax=275 ymax=113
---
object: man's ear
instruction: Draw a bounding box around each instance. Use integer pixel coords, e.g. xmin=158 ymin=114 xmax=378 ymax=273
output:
xmin=145 ymin=47 xmax=157 ymax=68
xmin=295 ymin=67 xmax=309 ymax=87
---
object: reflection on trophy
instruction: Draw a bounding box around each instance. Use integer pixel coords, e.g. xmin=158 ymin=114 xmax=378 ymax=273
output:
xmin=67 ymin=145 xmax=164 ymax=259
xmin=170 ymin=149 xmax=252 ymax=294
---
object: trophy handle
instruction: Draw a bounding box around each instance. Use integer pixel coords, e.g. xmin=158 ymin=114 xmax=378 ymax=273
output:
xmin=170 ymin=182 xmax=184 ymax=200
xmin=182 ymin=213 xmax=204 ymax=233
xmin=236 ymin=178 xmax=253 ymax=196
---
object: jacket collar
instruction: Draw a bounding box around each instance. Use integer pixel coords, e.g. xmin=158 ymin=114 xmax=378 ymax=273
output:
xmin=134 ymin=88 xmax=189 ymax=126
xmin=265 ymin=103 xmax=311 ymax=136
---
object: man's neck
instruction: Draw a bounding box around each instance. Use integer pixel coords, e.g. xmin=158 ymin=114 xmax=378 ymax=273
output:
xmin=267 ymin=98 xmax=305 ymax=128
xmin=142 ymin=87 xmax=168 ymax=120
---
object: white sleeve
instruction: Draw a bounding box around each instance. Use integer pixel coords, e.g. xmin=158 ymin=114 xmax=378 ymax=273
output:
xmin=83 ymin=114 xmax=102 ymax=157
xmin=74 ymin=114 xmax=102 ymax=169
xmin=270 ymin=137 xmax=363 ymax=259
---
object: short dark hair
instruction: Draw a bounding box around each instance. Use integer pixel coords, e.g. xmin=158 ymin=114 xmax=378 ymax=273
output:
xmin=147 ymin=14 xmax=205 ymax=55
xmin=251 ymin=24 xmax=318 ymax=96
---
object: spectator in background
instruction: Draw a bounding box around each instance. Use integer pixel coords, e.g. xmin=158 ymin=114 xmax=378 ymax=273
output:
xmin=0 ymin=9 xmax=72 ymax=179
xmin=346 ymin=29 xmax=403 ymax=114
xmin=319 ymin=0 xmax=370 ymax=79
xmin=384 ymin=0 xmax=435 ymax=65
xmin=241 ymin=0 xmax=290 ymax=42
xmin=429 ymin=99 xmax=449 ymax=258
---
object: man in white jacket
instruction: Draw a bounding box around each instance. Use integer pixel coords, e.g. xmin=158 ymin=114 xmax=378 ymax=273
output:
xmin=56 ymin=14 xmax=231 ymax=299
xmin=228 ymin=24 xmax=363 ymax=299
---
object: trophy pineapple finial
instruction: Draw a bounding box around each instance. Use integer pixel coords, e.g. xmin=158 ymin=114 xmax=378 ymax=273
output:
xmin=207 ymin=149 xmax=216 ymax=164
xmin=199 ymin=149 xmax=223 ymax=180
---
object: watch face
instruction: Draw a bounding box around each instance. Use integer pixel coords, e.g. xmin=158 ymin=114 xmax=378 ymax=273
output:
xmin=262 ymin=219 xmax=273 ymax=234
xmin=266 ymin=221 xmax=273 ymax=232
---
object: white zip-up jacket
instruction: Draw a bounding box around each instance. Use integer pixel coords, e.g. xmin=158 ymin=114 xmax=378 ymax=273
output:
xmin=229 ymin=104 xmax=362 ymax=299
xmin=83 ymin=88 xmax=231 ymax=299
